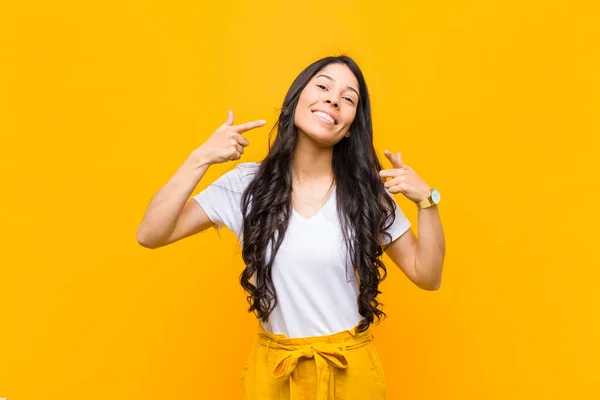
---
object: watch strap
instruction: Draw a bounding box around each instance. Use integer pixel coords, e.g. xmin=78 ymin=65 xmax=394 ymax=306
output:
xmin=416 ymin=189 xmax=436 ymax=210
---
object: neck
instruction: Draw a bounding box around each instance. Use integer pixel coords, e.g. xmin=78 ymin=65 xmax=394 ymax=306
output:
xmin=291 ymin=131 xmax=335 ymax=187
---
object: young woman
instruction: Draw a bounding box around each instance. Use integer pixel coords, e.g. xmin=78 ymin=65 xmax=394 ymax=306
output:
xmin=137 ymin=55 xmax=445 ymax=399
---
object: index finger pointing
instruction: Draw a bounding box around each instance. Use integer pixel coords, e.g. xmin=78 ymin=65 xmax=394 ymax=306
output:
xmin=233 ymin=119 xmax=267 ymax=134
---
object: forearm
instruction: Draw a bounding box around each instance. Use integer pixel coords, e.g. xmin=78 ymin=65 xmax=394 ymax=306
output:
xmin=137 ymin=152 xmax=210 ymax=244
xmin=415 ymin=204 xmax=446 ymax=290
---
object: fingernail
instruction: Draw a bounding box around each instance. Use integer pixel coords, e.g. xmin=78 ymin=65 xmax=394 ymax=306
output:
xmin=260 ymin=120 xmax=266 ymax=124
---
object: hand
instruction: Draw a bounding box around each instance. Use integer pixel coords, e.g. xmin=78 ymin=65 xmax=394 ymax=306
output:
xmin=193 ymin=110 xmax=266 ymax=166
xmin=379 ymin=149 xmax=432 ymax=203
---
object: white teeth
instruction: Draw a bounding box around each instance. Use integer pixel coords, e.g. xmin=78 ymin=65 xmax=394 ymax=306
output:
xmin=313 ymin=111 xmax=334 ymax=124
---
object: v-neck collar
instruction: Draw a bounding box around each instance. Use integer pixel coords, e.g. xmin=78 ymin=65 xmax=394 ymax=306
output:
xmin=292 ymin=185 xmax=336 ymax=222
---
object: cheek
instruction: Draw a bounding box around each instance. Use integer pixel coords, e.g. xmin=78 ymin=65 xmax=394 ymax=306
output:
xmin=294 ymin=95 xmax=310 ymax=116
xmin=293 ymin=105 xmax=311 ymax=128
xmin=295 ymin=92 xmax=318 ymax=121
xmin=298 ymin=89 xmax=318 ymax=107
xmin=343 ymin=108 xmax=357 ymax=125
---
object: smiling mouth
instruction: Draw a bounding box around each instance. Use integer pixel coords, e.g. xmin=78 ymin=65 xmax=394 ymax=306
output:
xmin=311 ymin=110 xmax=337 ymax=125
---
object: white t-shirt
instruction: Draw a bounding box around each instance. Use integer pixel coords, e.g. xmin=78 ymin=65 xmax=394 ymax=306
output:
xmin=193 ymin=162 xmax=411 ymax=338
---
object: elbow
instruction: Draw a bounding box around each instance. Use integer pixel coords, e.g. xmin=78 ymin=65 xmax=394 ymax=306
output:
xmin=136 ymin=227 xmax=161 ymax=249
xmin=415 ymin=274 xmax=442 ymax=291
xmin=414 ymin=261 xmax=443 ymax=291
xmin=420 ymin=280 xmax=442 ymax=291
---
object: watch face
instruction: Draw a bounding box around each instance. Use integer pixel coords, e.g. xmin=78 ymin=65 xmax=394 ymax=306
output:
xmin=431 ymin=188 xmax=441 ymax=203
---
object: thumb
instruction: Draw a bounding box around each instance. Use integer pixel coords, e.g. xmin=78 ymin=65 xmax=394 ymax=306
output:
xmin=222 ymin=110 xmax=234 ymax=127
xmin=384 ymin=149 xmax=405 ymax=168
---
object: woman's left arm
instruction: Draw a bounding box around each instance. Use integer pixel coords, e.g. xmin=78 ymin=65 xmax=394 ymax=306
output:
xmin=379 ymin=150 xmax=446 ymax=291
xmin=414 ymin=204 xmax=445 ymax=290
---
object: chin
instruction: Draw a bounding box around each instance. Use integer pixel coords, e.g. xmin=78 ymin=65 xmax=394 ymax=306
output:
xmin=301 ymin=129 xmax=341 ymax=147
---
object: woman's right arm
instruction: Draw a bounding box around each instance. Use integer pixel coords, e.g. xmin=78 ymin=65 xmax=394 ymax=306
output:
xmin=136 ymin=110 xmax=266 ymax=249
xmin=136 ymin=153 xmax=214 ymax=249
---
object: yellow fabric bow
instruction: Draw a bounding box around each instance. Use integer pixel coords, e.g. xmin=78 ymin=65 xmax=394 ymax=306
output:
xmin=272 ymin=343 xmax=349 ymax=400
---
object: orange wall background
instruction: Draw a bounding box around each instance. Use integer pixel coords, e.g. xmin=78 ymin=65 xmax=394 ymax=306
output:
xmin=1 ymin=0 xmax=598 ymax=399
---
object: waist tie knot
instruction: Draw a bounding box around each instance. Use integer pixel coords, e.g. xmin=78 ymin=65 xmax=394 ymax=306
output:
xmin=256 ymin=322 xmax=375 ymax=400
xmin=272 ymin=342 xmax=349 ymax=400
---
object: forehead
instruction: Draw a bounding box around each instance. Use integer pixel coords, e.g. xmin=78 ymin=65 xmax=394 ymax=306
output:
xmin=313 ymin=63 xmax=359 ymax=91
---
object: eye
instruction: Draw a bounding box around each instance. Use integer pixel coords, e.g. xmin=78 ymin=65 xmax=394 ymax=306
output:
xmin=316 ymin=84 xmax=328 ymax=90
xmin=343 ymin=97 xmax=355 ymax=104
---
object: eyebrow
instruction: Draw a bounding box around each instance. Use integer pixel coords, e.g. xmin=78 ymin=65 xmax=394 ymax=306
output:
xmin=316 ymin=74 xmax=360 ymax=98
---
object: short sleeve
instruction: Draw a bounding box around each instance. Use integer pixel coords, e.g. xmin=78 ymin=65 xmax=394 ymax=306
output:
xmin=192 ymin=162 xmax=259 ymax=237
xmin=379 ymin=191 xmax=412 ymax=246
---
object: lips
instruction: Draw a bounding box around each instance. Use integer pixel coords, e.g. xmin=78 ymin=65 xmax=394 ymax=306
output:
xmin=311 ymin=109 xmax=337 ymax=125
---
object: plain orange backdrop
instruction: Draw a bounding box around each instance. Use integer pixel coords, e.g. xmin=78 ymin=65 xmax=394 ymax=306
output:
xmin=1 ymin=0 xmax=598 ymax=399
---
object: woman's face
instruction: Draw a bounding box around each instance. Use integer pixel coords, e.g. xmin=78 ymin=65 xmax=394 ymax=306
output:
xmin=294 ymin=63 xmax=360 ymax=147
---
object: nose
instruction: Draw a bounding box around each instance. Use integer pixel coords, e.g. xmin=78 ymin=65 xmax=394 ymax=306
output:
xmin=325 ymin=99 xmax=339 ymax=109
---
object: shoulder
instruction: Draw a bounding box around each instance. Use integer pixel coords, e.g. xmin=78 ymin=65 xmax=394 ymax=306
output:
xmin=235 ymin=161 xmax=261 ymax=178
xmin=211 ymin=161 xmax=261 ymax=194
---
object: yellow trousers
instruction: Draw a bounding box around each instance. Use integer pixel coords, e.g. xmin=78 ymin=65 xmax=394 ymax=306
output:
xmin=240 ymin=322 xmax=387 ymax=399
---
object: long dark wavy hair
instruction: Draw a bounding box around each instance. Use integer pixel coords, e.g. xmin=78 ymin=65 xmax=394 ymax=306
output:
xmin=239 ymin=55 xmax=396 ymax=333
